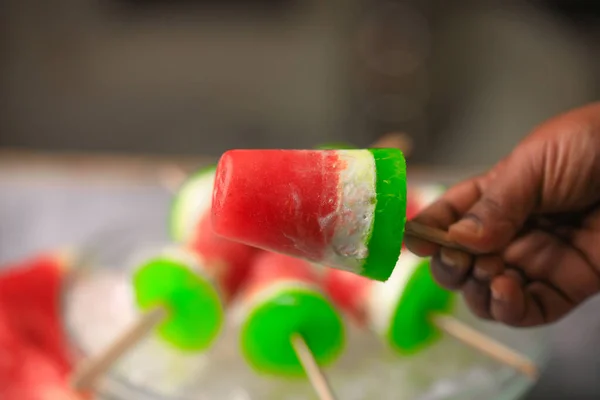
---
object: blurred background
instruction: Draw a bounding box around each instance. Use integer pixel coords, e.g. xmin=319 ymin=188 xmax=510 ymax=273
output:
xmin=1 ymin=0 xmax=598 ymax=164
xmin=1 ymin=0 xmax=600 ymax=399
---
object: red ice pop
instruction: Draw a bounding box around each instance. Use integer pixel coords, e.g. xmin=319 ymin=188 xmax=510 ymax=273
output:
xmin=234 ymin=252 xmax=345 ymax=377
xmin=211 ymin=148 xmax=408 ymax=281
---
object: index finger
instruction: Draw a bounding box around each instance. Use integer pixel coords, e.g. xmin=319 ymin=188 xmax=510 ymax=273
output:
xmin=405 ymin=177 xmax=483 ymax=256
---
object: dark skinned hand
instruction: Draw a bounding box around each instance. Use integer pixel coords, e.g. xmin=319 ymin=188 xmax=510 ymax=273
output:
xmin=405 ymin=102 xmax=600 ymax=327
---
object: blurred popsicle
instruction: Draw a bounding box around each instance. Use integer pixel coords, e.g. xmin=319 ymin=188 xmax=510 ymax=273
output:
xmin=323 ymin=240 xmax=538 ymax=380
xmin=71 ymin=246 xmax=240 ymax=391
xmin=234 ymin=252 xmax=344 ymax=398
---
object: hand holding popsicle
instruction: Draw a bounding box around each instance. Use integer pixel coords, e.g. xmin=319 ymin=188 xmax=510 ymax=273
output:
xmin=406 ymin=102 xmax=600 ymax=327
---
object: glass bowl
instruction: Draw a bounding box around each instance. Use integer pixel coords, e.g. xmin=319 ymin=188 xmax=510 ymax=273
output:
xmin=62 ymin=217 xmax=550 ymax=400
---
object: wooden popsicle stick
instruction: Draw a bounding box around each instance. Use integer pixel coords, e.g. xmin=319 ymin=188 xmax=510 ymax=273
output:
xmin=430 ymin=314 xmax=539 ymax=380
xmin=404 ymin=221 xmax=473 ymax=253
xmin=70 ymin=306 xmax=168 ymax=391
xmin=290 ymin=333 xmax=338 ymax=400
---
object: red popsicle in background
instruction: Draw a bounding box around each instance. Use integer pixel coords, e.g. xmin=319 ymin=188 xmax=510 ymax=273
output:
xmin=189 ymin=213 xmax=259 ymax=302
xmin=0 ymin=252 xmax=80 ymax=400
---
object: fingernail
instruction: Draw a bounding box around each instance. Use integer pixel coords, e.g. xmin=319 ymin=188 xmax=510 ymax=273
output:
xmin=439 ymin=248 xmax=456 ymax=268
xmin=451 ymin=217 xmax=482 ymax=236
xmin=473 ymin=267 xmax=489 ymax=282
xmin=491 ymin=285 xmax=504 ymax=301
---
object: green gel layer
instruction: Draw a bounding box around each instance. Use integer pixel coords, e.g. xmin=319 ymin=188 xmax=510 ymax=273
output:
xmin=387 ymin=258 xmax=455 ymax=354
xmin=362 ymin=148 xmax=407 ymax=281
xmin=240 ymin=287 xmax=345 ymax=377
xmin=133 ymin=256 xmax=223 ymax=351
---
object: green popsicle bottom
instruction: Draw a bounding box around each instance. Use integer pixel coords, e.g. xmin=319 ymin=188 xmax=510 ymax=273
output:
xmin=133 ymin=257 xmax=223 ymax=352
xmin=169 ymin=165 xmax=216 ymax=242
xmin=240 ymin=287 xmax=345 ymax=377
xmin=386 ymin=259 xmax=455 ymax=355
xmin=361 ymin=148 xmax=408 ymax=281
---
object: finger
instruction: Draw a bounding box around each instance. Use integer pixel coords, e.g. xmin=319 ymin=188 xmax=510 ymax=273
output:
xmin=489 ymin=275 xmax=537 ymax=326
xmin=462 ymin=278 xmax=492 ymax=320
xmin=405 ymin=178 xmax=482 ymax=257
xmin=574 ymin=206 xmax=600 ymax=271
xmin=504 ymin=230 xmax=600 ymax=305
xmin=448 ymin=148 xmax=542 ymax=253
xmin=472 ymin=255 xmax=504 ymax=282
xmin=504 ymin=267 xmax=529 ymax=286
xmin=462 ymin=255 xmax=505 ymax=320
xmin=490 ymin=276 xmax=572 ymax=327
xmin=527 ymin=282 xmax=574 ymax=325
xmin=430 ymin=248 xmax=472 ymax=290
xmin=404 ymin=236 xmax=440 ymax=257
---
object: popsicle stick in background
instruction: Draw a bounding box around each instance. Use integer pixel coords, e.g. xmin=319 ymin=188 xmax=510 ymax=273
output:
xmin=431 ymin=315 xmax=539 ymax=380
xmin=291 ymin=334 xmax=338 ymax=400
xmin=70 ymin=306 xmax=167 ymax=392
xmin=404 ymin=223 xmax=539 ymax=379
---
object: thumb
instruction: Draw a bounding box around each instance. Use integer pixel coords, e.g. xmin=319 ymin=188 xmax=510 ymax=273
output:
xmin=448 ymin=147 xmax=542 ymax=253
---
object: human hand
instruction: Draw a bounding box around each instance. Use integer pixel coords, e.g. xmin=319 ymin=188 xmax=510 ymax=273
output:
xmin=406 ymin=102 xmax=600 ymax=327
xmin=0 ymin=253 xmax=80 ymax=400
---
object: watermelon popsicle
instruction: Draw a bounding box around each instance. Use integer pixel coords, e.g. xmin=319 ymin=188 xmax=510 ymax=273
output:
xmin=234 ymin=252 xmax=345 ymax=379
xmin=211 ymin=148 xmax=408 ymax=282
xmin=147 ymin=161 xmax=259 ymax=349
xmin=322 ymin=253 xmax=539 ymax=379
xmin=147 ymin=216 xmax=256 ymax=349
xmin=170 ymin=165 xmax=216 ymax=243
xmin=71 ymin=248 xmax=218 ymax=391
xmin=171 ymin=165 xmax=258 ymax=300
xmin=0 ymin=251 xmax=74 ymax=375
xmin=131 ymin=247 xmax=228 ymax=352
xmin=71 ymin=241 xmax=256 ymax=392
xmin=323 ymin=252 xmax=454 ymax=354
